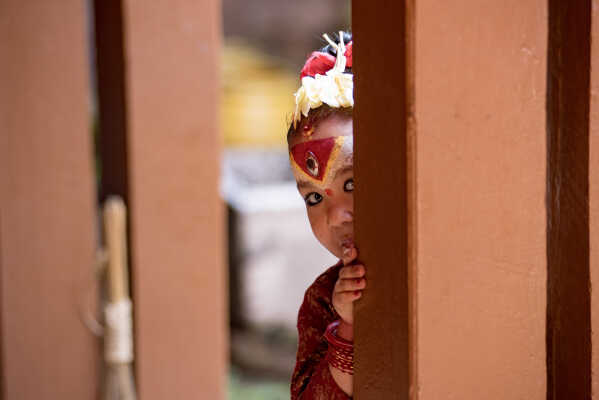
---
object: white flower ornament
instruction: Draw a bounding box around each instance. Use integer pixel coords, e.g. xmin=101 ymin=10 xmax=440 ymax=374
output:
xmin=293 ymin=32 xmax=354 ymax=128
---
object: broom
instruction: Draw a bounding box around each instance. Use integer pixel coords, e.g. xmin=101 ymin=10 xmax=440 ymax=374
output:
xmin=102 ymin=196 xmax=137 ymax=400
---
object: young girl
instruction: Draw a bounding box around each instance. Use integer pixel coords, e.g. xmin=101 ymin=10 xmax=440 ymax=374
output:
xmin=288 ymin=31 xmax=366 ymax=399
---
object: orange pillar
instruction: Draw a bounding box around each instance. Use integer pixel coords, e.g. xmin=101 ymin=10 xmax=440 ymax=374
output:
xmin=114 ymin=1 xmax=226 ymax=398
xmin=353 ymin=1 xmax=411 ymax=397
xmin=0 ymin=1 xmax=100 ymax=398
xmin=590 ymin=1 xmax=599 ymax=397
xmin=546 ymin=1 xmax=591 ymax=398
xmin=354 ymin=1 xmax=547 ymax=398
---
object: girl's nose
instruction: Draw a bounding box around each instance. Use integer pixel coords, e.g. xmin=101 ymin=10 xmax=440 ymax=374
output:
xmin=327 ymin=201 xmax=353 ymax=227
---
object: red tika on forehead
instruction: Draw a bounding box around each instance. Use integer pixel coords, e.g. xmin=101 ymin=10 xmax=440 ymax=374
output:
xmin=290 ymin=137 xmax=338 ymax=181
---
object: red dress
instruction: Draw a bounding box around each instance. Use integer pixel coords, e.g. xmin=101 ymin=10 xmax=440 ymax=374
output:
xmin=290 ymin=261 xmax=351 ymax=399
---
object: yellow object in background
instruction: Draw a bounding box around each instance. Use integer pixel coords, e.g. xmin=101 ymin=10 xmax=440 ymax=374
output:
xmin=222 ymin=40 xmax=298 ymax=148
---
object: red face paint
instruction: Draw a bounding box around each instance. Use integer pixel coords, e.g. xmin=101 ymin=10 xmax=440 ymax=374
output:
xmin=325 ymin=189 xmax=334 ymax=196
xmin=290 ymin=137 xmax=337 ymax=182
xmin=289 ymin=136 xmax=351 ymax=191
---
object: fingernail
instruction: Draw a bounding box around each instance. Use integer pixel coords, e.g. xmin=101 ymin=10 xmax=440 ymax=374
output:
xmin=343 ymin=247 xmax=351 ymax=256
xmin=354 ymin=290 xmax=361 ymax=296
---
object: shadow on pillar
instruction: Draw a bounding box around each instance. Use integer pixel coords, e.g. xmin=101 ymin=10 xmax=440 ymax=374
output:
xmin=546 ymin=0 xmax=591 ymax=398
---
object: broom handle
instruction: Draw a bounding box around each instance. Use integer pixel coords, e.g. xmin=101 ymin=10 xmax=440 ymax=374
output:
xmin=103 ymin=196 xmax=129 ymax=302
xmin=103 ymin=197 xmax=137 ymax=400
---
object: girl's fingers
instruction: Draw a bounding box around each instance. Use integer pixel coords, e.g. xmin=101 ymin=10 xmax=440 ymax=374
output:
xmin=341 ymin=246 xmax=358 ymax=265
xmin=338 ymin=264 xmax=365 ymax=279
xmin=335 ymin=290 xmax=362 ymax=304
xmin=334 ymin=247 xmax=366 ymax=307
xmin=335 ymin=277 xmax=366 ymax=293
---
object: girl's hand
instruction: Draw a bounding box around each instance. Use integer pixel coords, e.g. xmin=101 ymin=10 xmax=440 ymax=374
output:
xmin=332 ymin=247 xmax=366 ymax=335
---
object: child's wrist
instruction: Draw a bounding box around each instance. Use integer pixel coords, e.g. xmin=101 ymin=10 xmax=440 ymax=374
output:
xmin=337 ymin=319 xmax=353 ymax=341
xmin=324 ymin=320 xmax=354 ymax=375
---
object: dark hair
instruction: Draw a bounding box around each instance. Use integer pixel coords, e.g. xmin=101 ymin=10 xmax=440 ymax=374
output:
xmin=287 ymin=31 xmax=353 ymax=141
xmin=319 ymin=31 xmax=353 ymax=67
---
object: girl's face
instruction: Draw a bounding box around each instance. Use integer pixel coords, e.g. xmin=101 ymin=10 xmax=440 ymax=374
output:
xmin=288 ymin=115 xmax=354 ymax=258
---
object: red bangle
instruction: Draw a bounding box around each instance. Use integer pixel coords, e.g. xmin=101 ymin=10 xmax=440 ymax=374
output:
xmin=324 ymin=320 xmax=354 ymax=375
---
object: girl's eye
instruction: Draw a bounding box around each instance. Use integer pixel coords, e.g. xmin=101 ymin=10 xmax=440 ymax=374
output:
xmin=344 ymin=178 xmax=354 ymax=192
xmin=304 ymin=192 xmax=323 ymax=206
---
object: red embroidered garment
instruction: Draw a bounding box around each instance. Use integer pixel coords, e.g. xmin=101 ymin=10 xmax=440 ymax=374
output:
xmin=290 ymin=262 xmax=351 ymax=399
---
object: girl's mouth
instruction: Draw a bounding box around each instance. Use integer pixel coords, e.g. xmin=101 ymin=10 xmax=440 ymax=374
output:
xmin=340 ymin=238 xmax=354 ymax=250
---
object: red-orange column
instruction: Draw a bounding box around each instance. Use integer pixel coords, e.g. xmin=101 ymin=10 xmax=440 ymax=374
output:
xmin=0 ymin=1 xmax=100 ymax=398
xmin=353 ymin=1 xmax=411 ymax=398
xmin=119 ymin=1 xmax=226 ymax=398
xmin=416 ymin=2 xmax=547 ymax=398
xmin=546 ymin=1 xmax=591 ymax=398
xmin=354 ymin=1 xmax=547 ymax=398
xmin=590 ymin=2 xmax=599 ymax=397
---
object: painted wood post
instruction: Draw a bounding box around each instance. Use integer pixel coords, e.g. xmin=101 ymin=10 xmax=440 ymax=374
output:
xmin=353 ymin=1 xmax=547 ymax=398
xmin=546 ymin=1 xmax=592 ymax=398
xmin=0 ymin=1 xmax=100 ymax=398
xmin=93 ymin=0 xmax=226 ymax=398
xmin=590 ymin=1 xmax=599 ymax=397
xmin=353 ymin=1 xmax=411 ymax=397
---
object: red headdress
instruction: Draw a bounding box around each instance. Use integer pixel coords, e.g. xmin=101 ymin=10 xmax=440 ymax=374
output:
xmin=300 ymin=41 xmax=353 ymax=79
xmin=292 ymin=33 xmax=354 ymax=128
